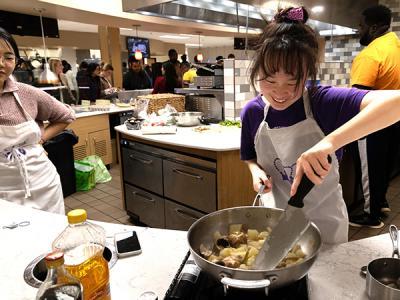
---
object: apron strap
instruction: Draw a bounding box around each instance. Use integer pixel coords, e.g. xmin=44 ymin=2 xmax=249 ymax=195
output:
xmin=4 ymin=91 xmax=39 ymax=198
xmin=302 ymin=88 xmax=314 ymax=119
xmin=12 ymin=91 xmax=34 ymax=122
xmin=5 ymin=147 xmax=31 ymax=198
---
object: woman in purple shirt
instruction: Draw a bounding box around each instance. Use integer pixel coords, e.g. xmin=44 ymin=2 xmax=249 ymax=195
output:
xmin=241 ymin=7 xmax=400 ymax=244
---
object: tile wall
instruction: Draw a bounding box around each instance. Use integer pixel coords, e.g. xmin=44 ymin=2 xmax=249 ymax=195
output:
xmin=223 ymin=0 xmax=400 ymax=116
xmin=223 ymin=58 xmax=256 ymax=119
xmin=319 ymin=0 xmax=400 ymax=87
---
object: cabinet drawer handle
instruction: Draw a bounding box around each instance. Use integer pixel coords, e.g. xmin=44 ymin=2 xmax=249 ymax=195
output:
xmin=172 ymin=168 xmax=203 ymax=180
xmin=174 ymin=208 xmax=200 ymax=221
xmin=132 ymin=191 xmax=155 ymax=202
xmin=129 ymin=154 xmax=153 ymax=165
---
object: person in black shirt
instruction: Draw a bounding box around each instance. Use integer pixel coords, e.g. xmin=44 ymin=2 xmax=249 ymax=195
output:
xmin=123 ymin=56 xmax=151 ymax=90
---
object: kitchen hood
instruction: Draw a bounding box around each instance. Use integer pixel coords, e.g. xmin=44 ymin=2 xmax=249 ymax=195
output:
xmin=122 ymin=0 xmax=378 ymax=36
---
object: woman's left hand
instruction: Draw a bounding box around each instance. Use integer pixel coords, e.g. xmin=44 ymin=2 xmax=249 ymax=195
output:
xmin=290 ymin=139 xmax=334 ymax=196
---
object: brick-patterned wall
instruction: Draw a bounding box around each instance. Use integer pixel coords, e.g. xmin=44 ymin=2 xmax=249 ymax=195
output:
xmin=319 ymin=0 xmax=400 ymax=87
xmin=224 ymin=59 xmax=256 ymax=119
xmin=223 ymin=1 xmax=400 ymax=117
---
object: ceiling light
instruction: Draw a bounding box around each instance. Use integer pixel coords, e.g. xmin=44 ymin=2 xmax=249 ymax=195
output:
xmin=34 ymin=8 xmax=59 ymax=85
xmin=159 ymin=35 xmax=191 ymax=39
xmin=121 ymin=27 xmax=133 ymax=31
xmin=185 ymin=43 xmax=203 ymax=47
xmin=311 ymin=6 xmax=324 ymax=13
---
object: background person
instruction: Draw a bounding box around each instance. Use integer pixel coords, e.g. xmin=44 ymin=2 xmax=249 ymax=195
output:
xmin=123 ymin=56 xmax=151 ymax=90
xmin=49 ymin=58 xmax=76 ymax=104
xmin=100 ymin=63 xmax=113 ymax=90
xmin=240 ymin=7 xmax=400 ymax=244
xmin=152 ymin=63 xmax=181 ymax=94
xmin=348 ymin=4 xmax=400 ymax=228
xmin=85 ymin=62 xmax=102 ymax=102
xmin=0 ymin=27 xmax=75 ymax=214
xmin=164 ymin=49 xmax=182 ymax=86
xmin=182 ymin=62 xmax=197 ymax=86
xmin=76 ymin=60 xmax=89 ymax=101
xmin=62 ymin=60 xmax=78 ymax=101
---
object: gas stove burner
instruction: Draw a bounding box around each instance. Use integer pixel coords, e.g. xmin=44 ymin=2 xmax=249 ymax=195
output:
xmin=165 ymin=252 xmax=309 ymax=300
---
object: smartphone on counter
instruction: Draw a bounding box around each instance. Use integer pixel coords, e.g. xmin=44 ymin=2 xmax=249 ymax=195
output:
xmin=114 ymin=231 xmax=142 ymax=258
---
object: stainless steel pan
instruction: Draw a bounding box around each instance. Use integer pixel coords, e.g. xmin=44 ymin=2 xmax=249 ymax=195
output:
xmin=362 ymin=225 xmax=400 ymax=300
xmin=187 ymin=206 xmax=321 ymax=294
xmin=171 ymin=112 xmax=203 ymax=126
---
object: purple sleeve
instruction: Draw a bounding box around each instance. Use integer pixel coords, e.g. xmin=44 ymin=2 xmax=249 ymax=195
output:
xmin=310 ymin=86 xmax=369 ymax=135
xmin=240 ymin=96 xmax=265 ymax=160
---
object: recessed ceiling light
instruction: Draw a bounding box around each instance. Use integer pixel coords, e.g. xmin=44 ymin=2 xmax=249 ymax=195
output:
xmin=311 ymin=6 xmax=324 ymax=13
xmin=185 ymin=43 xmax=203 ymax=47
xmin=160 ymin=35 xmax=191 ymax=39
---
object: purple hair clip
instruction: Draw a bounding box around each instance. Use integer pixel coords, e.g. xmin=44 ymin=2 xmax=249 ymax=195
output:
xmin=286 ymin=7 xmax=304 ymax=21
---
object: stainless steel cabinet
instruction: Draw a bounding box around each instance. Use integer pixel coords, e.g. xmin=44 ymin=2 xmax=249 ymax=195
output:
xmin=122 ymin=147 xmax=163 ymax=195
xmin=125 ymin=183 xmax=165 ymax=228
xmin=121 ymin=139 xmax=216 ymax=230
xmin=163 ymin=160 xmax=216 ymax=213
xmin=165 ymin=200 xmax=205 ymax=231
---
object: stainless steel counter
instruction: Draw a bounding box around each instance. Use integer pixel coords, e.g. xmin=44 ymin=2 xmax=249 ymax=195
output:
xmin=174 ymin=88 xmax=225 ymax=120
xmin=174 ymin=88 xmax=224 ymax=95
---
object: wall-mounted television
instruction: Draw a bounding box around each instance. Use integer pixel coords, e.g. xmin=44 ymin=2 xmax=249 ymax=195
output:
xmin=126 ymin=37 xmax=150 ymax=58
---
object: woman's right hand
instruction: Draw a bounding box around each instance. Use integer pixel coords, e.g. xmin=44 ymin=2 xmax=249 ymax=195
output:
xmin=251 ymin=168 xmax=272 ymax=193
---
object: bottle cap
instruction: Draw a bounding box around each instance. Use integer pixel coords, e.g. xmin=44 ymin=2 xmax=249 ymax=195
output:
xmin=67 ymin=209 xmax=87 ymax=224
xmin=45 ymin=251 xmax=65 ymax=268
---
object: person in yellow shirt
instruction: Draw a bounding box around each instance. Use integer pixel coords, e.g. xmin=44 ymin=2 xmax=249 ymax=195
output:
xmin=349 ymin=4 xmax=400 ymax=228
xmin=182 ymin=62 xmax=197 ymax=86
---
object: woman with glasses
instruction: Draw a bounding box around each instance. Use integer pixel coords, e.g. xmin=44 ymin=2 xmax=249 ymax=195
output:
xmin=0 ymin=27 xmax=75 ymax=214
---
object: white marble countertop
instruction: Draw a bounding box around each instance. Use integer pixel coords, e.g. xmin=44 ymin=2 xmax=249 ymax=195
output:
xmin=0 ymin=200 xmax=187 ymax=300
xmin=0 ymin=199 xmax=393 ymax=300
xmin=308 ymin=234 xmax=392 ymax=300
xmin=74 ymin=105 xmax=133 ymax=119
xmin=115 ymin=124 xmax=241 ymax=151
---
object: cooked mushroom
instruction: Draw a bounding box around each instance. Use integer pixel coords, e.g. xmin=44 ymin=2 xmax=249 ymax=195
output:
xmin=216 ymin=237 xmax=230 ymax=249
xmin=227 ymin=232 xmax=247 ymax=247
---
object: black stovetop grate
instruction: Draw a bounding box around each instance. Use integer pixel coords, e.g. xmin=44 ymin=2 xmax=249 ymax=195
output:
xmin=164 ymin=251 xmax=309 ymax=300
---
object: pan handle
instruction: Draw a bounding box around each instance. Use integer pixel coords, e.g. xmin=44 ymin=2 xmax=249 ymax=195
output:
xmin=390 ymin=225 xmax=399 ymax=258
xmin=220 ymin=274 xmax=277 ymax=296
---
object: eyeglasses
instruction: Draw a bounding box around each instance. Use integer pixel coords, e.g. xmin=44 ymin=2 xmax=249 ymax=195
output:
xmin=0 ymin=53 xmax=16 ymax=63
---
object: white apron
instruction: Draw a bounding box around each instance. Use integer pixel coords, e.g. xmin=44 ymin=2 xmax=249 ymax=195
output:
xmin=255 ymin=90 xmax=348 ymax=244
xmin=0 ymin=91 xmax=65 ymax=214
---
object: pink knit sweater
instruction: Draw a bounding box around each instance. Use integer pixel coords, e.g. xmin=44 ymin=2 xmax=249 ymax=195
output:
xmin=0 ymin=77 xmax=75 ymax=132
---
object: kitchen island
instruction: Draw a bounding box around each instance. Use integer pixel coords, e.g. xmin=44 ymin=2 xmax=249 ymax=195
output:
xmin=67 ymin=105 xmax=133 ymax=165
xmin=0 ymin=199 xmax=392 ymax=300
xmin=115 ymin=124 xmax=256 ymax=230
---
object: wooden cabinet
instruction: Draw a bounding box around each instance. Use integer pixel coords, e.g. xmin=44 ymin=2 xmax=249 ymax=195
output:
xmin=68 ymin=114 xmax=112 ymax=165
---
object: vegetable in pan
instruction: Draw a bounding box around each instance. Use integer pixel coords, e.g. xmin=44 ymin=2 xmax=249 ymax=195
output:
xmin=199 ymin=223 xmax=306 ymax=269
